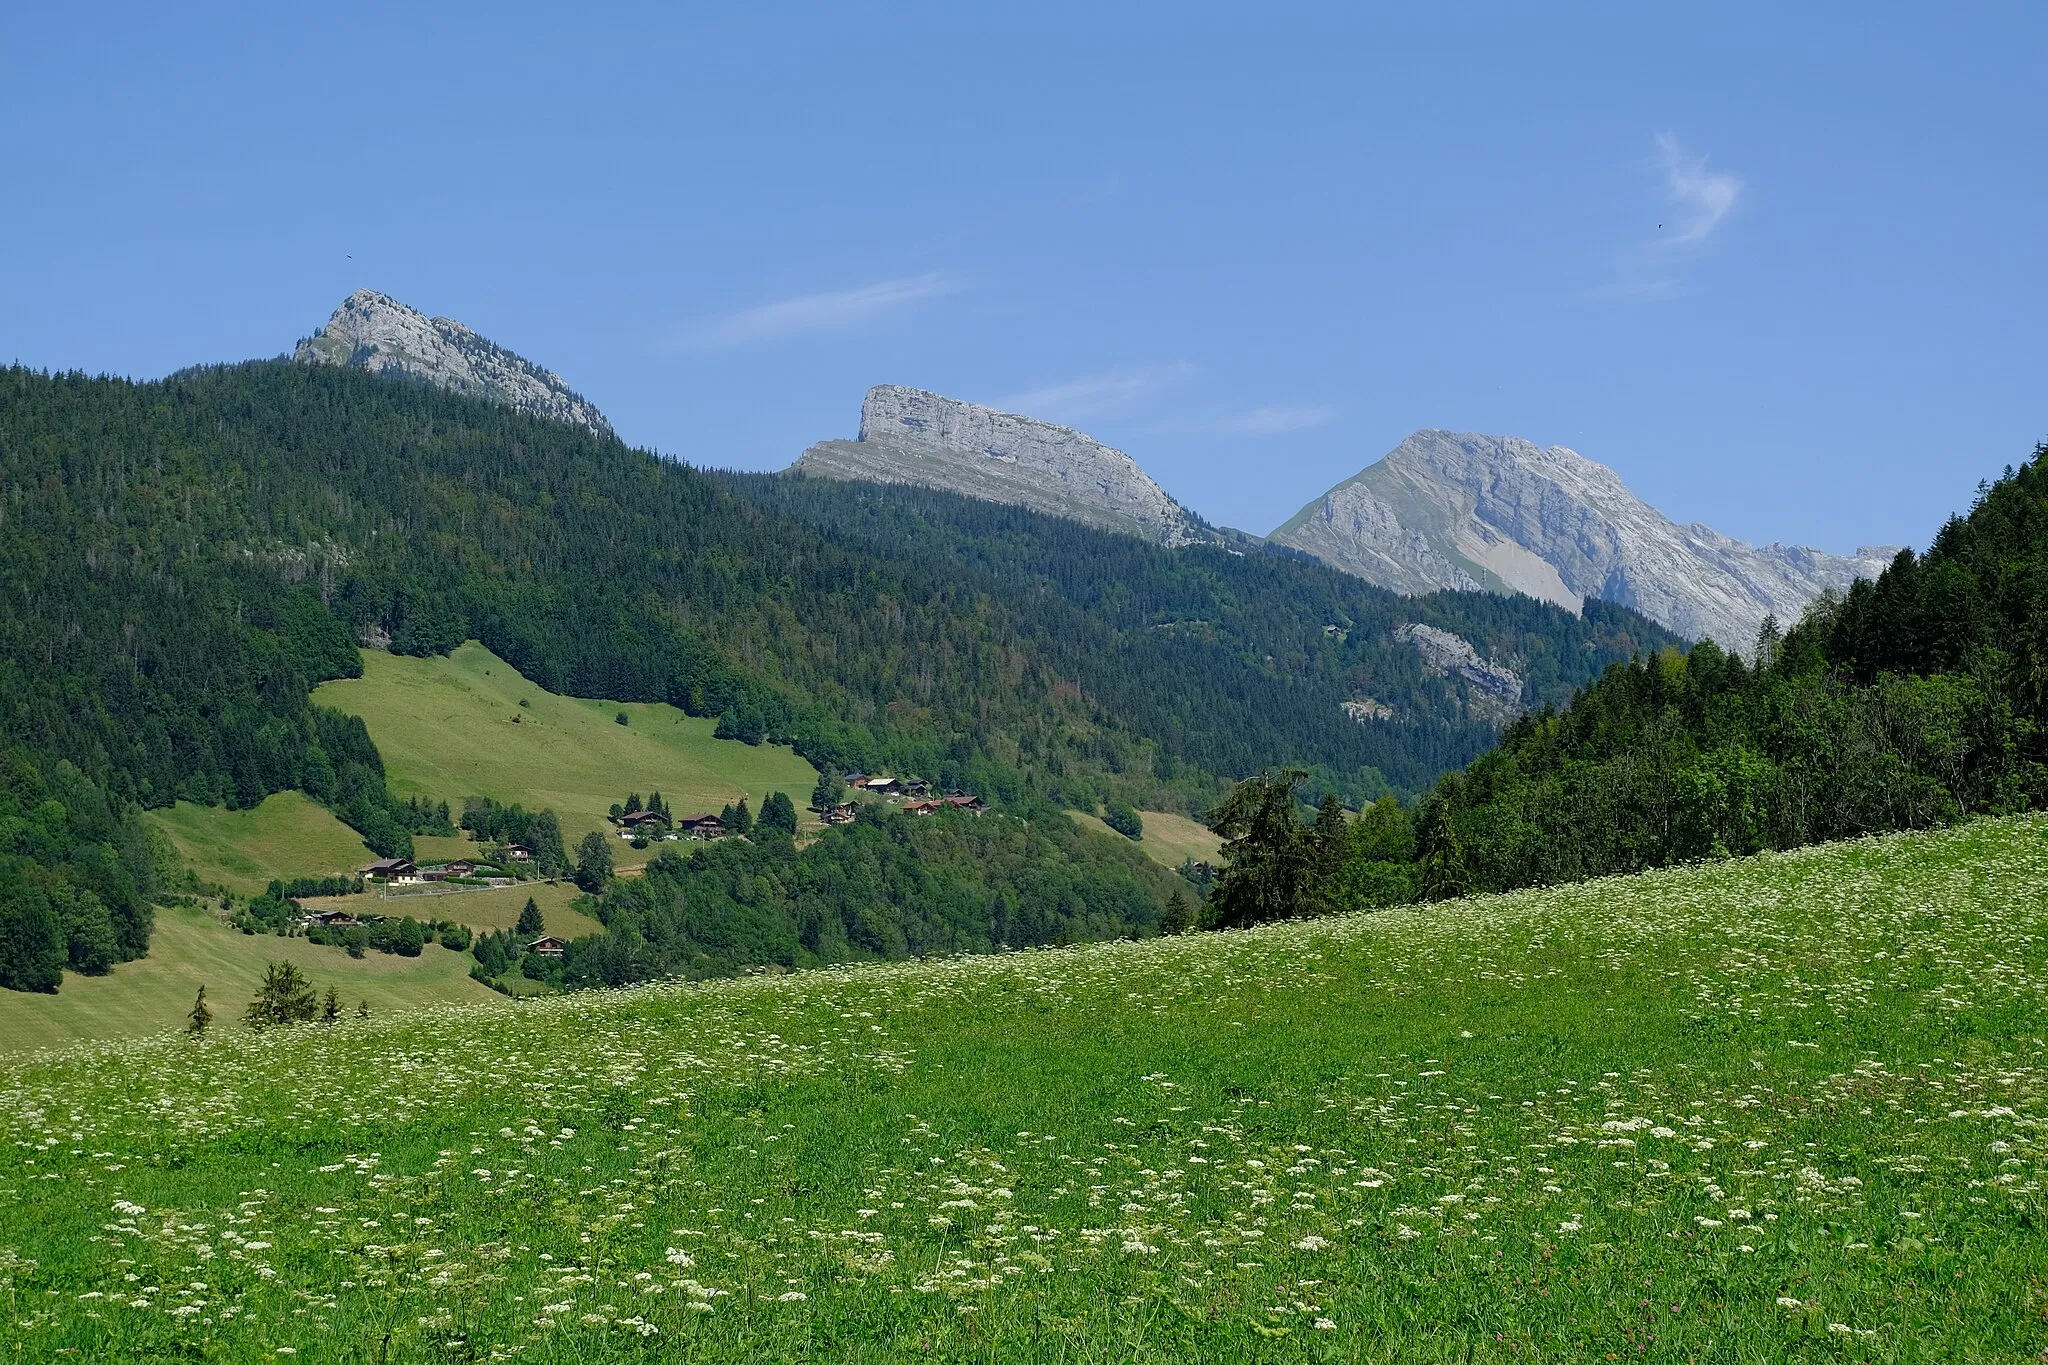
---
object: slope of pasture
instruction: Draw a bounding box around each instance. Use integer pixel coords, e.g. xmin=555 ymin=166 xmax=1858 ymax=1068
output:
xmin=3 ymin=817 xmax=2044 ymax=1360
xmin=1069 ymin=807 xmax=1222 ymax=868
xmin=0 ymin=903 xmax=493 ymax=1056
xmin=312 ymin=642 xmax=820 ymax=867
xmin=297 ymin=880 xmax=603 ymax=939
xmin=143 ymin=792 xmax=375 ymax=895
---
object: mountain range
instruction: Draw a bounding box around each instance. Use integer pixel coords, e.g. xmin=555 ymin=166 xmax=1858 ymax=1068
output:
xmin=296 ymin=289 xmax=1891 ymax=650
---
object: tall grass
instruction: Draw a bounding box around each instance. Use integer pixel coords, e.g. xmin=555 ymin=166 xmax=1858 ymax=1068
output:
xmin=1 ymin=817 xmax=2042 ymax=1360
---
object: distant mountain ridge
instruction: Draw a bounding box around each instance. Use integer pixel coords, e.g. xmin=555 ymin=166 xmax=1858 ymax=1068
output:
xmin=295 ymin=289 xmax=612 ymax=436
xmin=794 ymin=386 xmax=1204 ymax=547
xmin=1271 ymin=430 xmax=1898 ymax=651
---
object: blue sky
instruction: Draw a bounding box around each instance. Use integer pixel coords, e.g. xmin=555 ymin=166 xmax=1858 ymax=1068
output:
xmin=2 ymin=2 xmax=2042 ymax=551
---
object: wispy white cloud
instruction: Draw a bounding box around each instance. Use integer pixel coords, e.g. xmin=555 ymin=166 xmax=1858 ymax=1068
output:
xmin=686 ymin=273 xmax=960 ymax=348
xmin=1653 ymin=132 xmax=1742 ymax=245
xmin=1138 ymin=403 xmax=1339 ymax=439
xmin=1607 ymin=134 xmax=1745 ymax=300
xmin=1219 ymin=404 xmax=1339 ymax=435
xmin=993 ymin=363 xmax=1199 ymax=423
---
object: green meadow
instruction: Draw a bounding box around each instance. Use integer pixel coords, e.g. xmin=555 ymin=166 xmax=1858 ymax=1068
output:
xmin=296 ymin=881 xmax=604 ymax=940
xmin=144 ymin=793 xmax=376 ymax=896
xmin=0 ymin=904 xmax=489 ymax=1058
xmin=312 ymin=642 xmax=821 ymax=868
xmin=2 ymin=816 xmax=2042 ymax=1360
xmin=1068 ymin=808 xmax=1223 ymax=869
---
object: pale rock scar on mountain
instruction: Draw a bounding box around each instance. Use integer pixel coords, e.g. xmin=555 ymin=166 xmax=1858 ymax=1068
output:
xmin=295 ymin=289 xmax=613 ymax=437
xmin=794 ymin=385 xmax=1204 ymax=547
xmin=1272 ymin=430 xmax=1898 ymax=652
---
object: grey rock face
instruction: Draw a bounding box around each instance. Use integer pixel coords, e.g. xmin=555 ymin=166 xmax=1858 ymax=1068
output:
xmin=795 ymin=386 xmax=1202 ymax=546
xmin=295 ymin=290 xmax=612 ymax=437
xmin=1274 ymin=430 xmax=1896 ymax=652
xmin=1395 ymin=623 xmax=1525 ymax=703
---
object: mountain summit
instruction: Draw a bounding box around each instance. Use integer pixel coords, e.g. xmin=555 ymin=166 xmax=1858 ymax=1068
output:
xmin=794 ymin=385 xmax=1203 ymax=546
xmin=294 ymin=289 xmax=612 ymax=436
xmin=1270 ymin=430 xmax=1897 ymax=651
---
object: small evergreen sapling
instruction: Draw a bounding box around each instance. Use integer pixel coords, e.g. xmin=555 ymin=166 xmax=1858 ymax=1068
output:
xmin=517 ymin=897 xmax=544 ymax=936
xmin=244 ymin=961 xmax=319 ymax=1031
xmin=1160 ymin=886 xmax=1195 ymax=935
xmin=185 ymin=985 xmax=211 ymax=1036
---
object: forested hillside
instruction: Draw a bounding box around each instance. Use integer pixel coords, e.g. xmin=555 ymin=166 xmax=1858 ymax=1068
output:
xmin=0 ymin=359 xmax=1662 ymax=992
xmin=1413 ymin=444 xmax=2048 ymax=893
xmin=0 ymin=360 xmax=1664 ymax=818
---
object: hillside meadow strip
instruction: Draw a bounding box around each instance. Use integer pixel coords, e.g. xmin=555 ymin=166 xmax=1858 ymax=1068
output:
xmin=1 ymin=818 xmax=2043 ymax=1361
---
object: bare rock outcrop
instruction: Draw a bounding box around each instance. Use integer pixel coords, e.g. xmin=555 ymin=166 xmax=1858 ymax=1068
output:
xmin=295 ymin=289 xmax=612 ymax=437
xmin=1273 ymin=430 xmax=1896 ymax=651
xmin=795 ymin=386 xmax=1203 ymax=546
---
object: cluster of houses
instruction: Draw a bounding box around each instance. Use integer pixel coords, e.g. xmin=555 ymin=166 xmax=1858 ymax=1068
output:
xmin=828 ymin=774 xmax=985 ymax=824
xmin=615 ymin=809 xmax=728 ymax=840
xmin=358 ymin=855 xmax=522 ymax=886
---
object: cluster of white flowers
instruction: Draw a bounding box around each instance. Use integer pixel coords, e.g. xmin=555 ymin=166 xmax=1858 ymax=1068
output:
xmin=0 ymin=815 xmax=2041 ymax=1355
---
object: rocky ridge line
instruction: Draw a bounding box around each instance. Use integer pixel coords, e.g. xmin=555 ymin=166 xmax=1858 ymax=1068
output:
xmin=295 ymin=289 xmax=612 ymax=437
xmin=1273 ymin=430 xmax=1897 ymax=651
xmin=795 ymin=385 xmax=1203 ymax=547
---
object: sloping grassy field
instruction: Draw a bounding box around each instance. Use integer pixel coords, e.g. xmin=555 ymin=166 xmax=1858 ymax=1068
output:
xmin=311 ymin=642 xmax=820 ymax=868
xmin=1 ymin=817 xmax=2043 ymax=1360
xmin=143 ymin=793 xmax=376 ymax=895
xmin=1069 ymin=808 xmax=1222 ymax=868
xmin=0 ymin=904 xmax=492 ymax=1056
xmin=296 ymin=881 xmax=604 ymax=940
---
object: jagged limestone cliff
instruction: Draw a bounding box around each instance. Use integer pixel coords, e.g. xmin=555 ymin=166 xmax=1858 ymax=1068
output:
xmin=1273 ymin=430 xmax=1896 ymax=651
xmin=795 ymin=386 xmax=1203 ymax=546
xmin=295 ymin=289 xmax=612 ymax=436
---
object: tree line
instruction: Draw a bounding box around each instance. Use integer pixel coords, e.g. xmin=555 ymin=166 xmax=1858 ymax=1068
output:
xmin=1191 ymin=443 xmax=2048 ymax=926
xmin=0 ymin=359 xmax=1662 ymax=991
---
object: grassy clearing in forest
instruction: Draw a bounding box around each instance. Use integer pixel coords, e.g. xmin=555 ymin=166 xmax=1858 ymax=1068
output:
xmin=297 ymin=882 xmax=603 ymax=940
xmin=1069 ymin=808 xmax=1223 ymax=869
xmin=311 ymin=642 xmax=820 ymax=869
xmin=0 ymin=904 xmax=490 ymax=1057
xmin=2 ymin=817 xmax=2044 ymax=1361
xmin=143 ymin=794 xmax=376 ymax=895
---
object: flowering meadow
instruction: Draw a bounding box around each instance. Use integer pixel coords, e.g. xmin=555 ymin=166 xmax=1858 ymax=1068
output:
xmin=2 ymin=816 xmax=2043 ymax=1361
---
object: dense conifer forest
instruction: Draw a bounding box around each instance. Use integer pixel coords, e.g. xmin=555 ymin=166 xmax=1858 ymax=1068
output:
xmin=0 ymin=359 xmax=1665 ymax=991
xmin=1419 ymin=448 xmax=2048 ymax=892
xmin=540 ymin=804 xmax=1180 ymax=988
xmin=4 ymin=354 xmax=2039 ymax=996
xmin=1199 ymin=444 xmax=2048 ymax=924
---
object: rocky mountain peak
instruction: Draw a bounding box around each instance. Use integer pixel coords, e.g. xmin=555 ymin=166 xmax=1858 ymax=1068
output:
xmin=294 ymin=289 xmax=612 ymax=437
xmin=1272 ymin=429 xmax=1896 ymax=652
xmin=794 ymin=385 xmax=1203 ymax=547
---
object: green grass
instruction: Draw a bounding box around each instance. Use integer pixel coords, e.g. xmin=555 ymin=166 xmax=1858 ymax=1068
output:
xmin=311 ymin=641 xmax=821 ymax=869
xmin=1069 ymin=808 xmax=1222 ymax=868
xmin=297 ymin=880 xmax=604 ymax=940
xmin=3 ymin=816 xmax=2045 ymax=1360
xmin=143 ymin=792 xmax=376 ymax=895
xmin=0 ymin=903 xmax=493 ymax=1057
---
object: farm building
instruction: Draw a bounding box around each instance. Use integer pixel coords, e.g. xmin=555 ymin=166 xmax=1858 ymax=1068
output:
xmin=526 ymin=936 xmax=569 ymax=957
xmin=360 ymin=857 xmax=417 ymax=882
